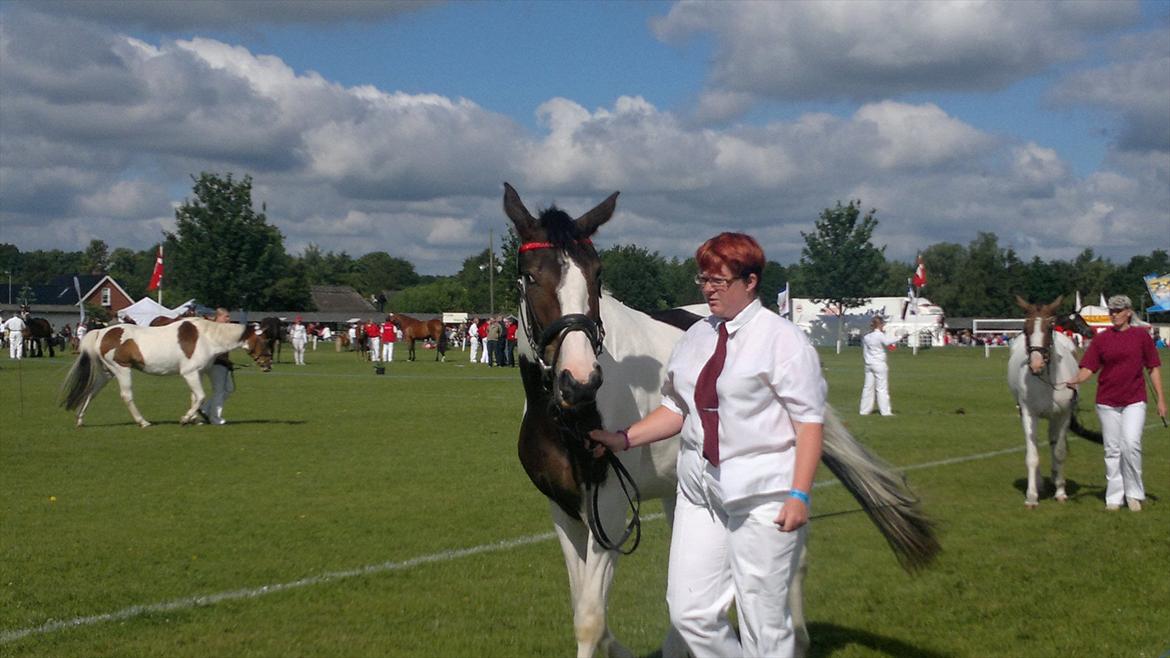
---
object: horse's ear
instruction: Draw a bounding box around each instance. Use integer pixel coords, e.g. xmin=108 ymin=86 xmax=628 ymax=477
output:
xmin=503 ymin=183 xmax=539 ymax=241
xmin=575 ymin=191 xmax=619 ymax=238
xmin=1040 ymin=296 xmax=1064 ymax=317
xmin=1014 ymin=295 xmax=1032 ymax=312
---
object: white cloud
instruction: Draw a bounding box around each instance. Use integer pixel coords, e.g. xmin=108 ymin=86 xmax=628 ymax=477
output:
xmin=0 ymin=5 xmax=1165 ymax=277
xmin=1049 ymin=28 xmax=1170 ymax=153
xmin=653 ymin=0 xmax=1139 ymax=116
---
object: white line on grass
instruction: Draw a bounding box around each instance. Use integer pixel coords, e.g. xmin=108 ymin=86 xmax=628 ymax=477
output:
xmin=0 ymin=440 xmax=1157 ymax=644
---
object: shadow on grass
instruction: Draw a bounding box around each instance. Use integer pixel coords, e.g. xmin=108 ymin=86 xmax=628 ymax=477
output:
xmin=807 ymin=621 xmax=951 ymax=657
xmin=1010 ymin=477 xmax=1099 ymax=501
xmin=81 ymin=419 xmax=308 ymax=427
xmin=634 ymin=623 xmax=948 ymax=658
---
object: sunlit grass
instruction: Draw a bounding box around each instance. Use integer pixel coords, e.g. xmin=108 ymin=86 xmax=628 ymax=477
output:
xmin=1 ymin=343 xmax=1167 ymax=657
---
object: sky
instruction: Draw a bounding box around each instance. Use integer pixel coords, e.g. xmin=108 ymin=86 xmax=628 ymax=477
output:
xmin=1 ymin=0 xmax=1168 ymax=276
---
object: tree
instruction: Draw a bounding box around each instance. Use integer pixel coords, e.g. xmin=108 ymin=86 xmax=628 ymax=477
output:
xmin=353 ymin=251 xmax=420 ymax=295
xmin=954 ymin=232 xmax=1021 ymax=316
xmin=166 ymin=172 xmax=306 ymax=310
xmin=392 ymin=278 xmax=471 ymax=313
xmin=600 ymin=244 xmax=669 ymax=311
xmin=800 ymin=200 xmax=886 ymax=349
xmin=81 ymin=240 xmax=110 ymax=275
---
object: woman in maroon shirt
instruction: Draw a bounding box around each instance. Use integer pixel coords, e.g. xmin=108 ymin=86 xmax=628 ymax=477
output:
xmin=1069 ymin=295 xmax=1166 ymax=511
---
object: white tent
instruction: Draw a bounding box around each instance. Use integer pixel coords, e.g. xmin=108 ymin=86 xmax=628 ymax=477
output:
xmin=117 ymin=297 xmax=196 ymax=325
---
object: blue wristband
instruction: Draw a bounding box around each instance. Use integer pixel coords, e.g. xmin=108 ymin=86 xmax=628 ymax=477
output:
xmin=788 ymin=488 xmax=810 ymax=505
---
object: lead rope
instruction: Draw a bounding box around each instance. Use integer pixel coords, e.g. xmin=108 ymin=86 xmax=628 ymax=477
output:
xmin=587 ymin=450 xmax=642 ymax=554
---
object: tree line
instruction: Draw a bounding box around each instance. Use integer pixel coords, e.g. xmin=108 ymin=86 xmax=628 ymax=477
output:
xmin=2 ymin=172 xmax=1165 ymax=319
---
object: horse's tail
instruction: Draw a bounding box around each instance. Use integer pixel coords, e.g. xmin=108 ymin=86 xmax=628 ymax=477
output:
xmin=1068 ymin=394 xmax=1104 ymax=444
xmin=60 ymin=332 xmax=101 ymax=411
xmin=821 ymin=406 xmax=940 ymax=572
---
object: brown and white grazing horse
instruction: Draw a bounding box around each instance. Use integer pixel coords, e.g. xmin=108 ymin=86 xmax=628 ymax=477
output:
xmin=504 ymin=183 xmax=938 ymax=658
xmin=61 ymin=318 xmax=271 ymax=428
xmin=389 ymin=313 xmax=446 ymax=362
xmin=1008 ymin=296 xmax=1102 ymax=507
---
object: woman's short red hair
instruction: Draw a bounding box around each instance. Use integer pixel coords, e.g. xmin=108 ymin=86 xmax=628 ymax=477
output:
xmin=696 ymin=232 xmax=765 ymax=282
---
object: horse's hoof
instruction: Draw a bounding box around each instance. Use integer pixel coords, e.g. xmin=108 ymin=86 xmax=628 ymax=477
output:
xmin=1025 ymin=501 xmax=1039 ymax=509
xmin=139 ymin=422 xmax=152 ymax=428
xmin=1055 ymin=494 xmax=1068 ymax=503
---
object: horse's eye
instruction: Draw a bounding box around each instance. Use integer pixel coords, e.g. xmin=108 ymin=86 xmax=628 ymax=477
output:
xmin=522 ymin=272 xmax=537 ymax=286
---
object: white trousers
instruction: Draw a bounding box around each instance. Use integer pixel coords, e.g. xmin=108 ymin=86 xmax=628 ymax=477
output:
xmin=368 ymin=337 xmax=380 ymax=362
xmin=479 ymin=339 xmax=489 ymax=363
xmin=468 ymin=337 xmax=479 ymax=362
xmin=292 ymin=338 xmax=306 ymax=365
xmin=859 ymin=363 xmax=892 ymax=415
xmin=1097 ymin=402 xmax=1146 ymax=505
xmin=7 ymin=333 xmax=22 ymax=359
xmin=381 ymin=341 xmax=394 ymax=363
xmin=667 ymin=490 xmax=805 ymax=658
xmin=200 ymin=364 xmax=234 ymax=424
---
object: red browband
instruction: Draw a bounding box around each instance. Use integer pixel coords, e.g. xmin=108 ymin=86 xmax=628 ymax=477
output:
xmin=519 ymin=239 xmax=592 ymax=254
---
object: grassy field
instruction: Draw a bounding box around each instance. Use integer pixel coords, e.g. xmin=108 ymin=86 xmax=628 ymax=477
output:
xmin=1 ymin=341 xmax=1167 ymax=657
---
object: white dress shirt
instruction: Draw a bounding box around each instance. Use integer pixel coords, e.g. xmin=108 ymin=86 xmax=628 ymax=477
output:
xmin=862 ymin=328 xmax=899 ymax=367
xmin=661 ymin=298 xmax=827 ymax=506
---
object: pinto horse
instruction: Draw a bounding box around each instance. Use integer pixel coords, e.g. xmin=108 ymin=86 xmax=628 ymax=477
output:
xmin=1008 ymin=296 xmax=1102 ymax=507
xmin=389 ymin=313 xmax=445 ymax=361
xmin=61 ymin=318 xmax=271 ymax=428
xmin=504 ymin=183 xmax=938 ymax=658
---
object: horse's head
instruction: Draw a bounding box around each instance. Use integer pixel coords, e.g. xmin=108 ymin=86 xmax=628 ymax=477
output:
xmin=504 ymin=183 xmax=617 ymax=411
xmin=1015 ymin=295 xmax=1063 ymax=374
xmin=1055 ymin=311 xmax=1094 ymax=340
xmin=244 ymin=323 xmax=273 ymax=372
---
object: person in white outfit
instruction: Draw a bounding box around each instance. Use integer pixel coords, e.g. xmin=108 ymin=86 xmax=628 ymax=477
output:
xmin=860 ymin=316 xmax=899 ymax=416
xmin=4 ymin=314 xmax=26 ymax=359
xmin=591 ymin=233 xmax=825 ymax=658
xmin=290 ymin=317 xmax=308 ymax=365
xmin=200 ymin=308 xmax=234 ymax=425
xmin=468 ymin=320 xmax=480 ymax=363
xmin=380 ymin=316 xmax=397 ymax=363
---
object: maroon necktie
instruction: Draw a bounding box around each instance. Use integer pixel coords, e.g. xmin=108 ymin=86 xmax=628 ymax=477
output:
xmin=695 ymin=322 xmax=729 ymax=466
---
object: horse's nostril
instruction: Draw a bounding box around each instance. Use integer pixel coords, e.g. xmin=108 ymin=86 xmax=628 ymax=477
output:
xmin=557 ymin=369 xmax=602 ymax=408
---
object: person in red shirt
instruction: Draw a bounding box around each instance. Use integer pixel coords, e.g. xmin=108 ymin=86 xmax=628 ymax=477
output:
xmin=365 ymin=320 xmax=381 ymax=362
xmin=505 ymin=317 xmax=518 ymax=367
xmin=1069 ymin=295 xmax=1166 ymax=511
xmin=380 ymin=316 xmax=397 ymax=363
xmin=477 ymin=319 xmax=490 ymax=364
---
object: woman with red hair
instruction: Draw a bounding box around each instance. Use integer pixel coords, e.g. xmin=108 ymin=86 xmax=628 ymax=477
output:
xmin=591 ymin=232 xmax=826 ymax=657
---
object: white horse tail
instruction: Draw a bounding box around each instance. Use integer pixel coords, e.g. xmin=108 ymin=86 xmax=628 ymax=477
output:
xmin=60 ymin=331 xmax=102 ymax=411
xmin=821 ymin=406 xmax=941 ymax=571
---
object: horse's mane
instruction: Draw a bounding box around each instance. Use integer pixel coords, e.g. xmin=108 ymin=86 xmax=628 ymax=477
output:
xmin=539 ymin=207 xmax=586 ymax=250
xmin=187 ymin=318 xmax=246 ymax=346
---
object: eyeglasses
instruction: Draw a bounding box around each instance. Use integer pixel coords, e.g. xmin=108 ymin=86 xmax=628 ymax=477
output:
xmin=694 ymin=275 xmax=738 ymax=290
xmin=1108 ymin=308 xmax=1128 ymax=314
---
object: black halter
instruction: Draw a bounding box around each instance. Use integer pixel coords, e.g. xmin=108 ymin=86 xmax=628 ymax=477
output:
xmin=516 ymin=240 xmax=606 ymax=390
xmin=517 ymin=240 xmax=640 ymax=554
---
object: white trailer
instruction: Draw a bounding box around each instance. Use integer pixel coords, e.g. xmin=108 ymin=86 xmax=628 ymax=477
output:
xmin=790 ymin=296 xmax=947 ymax=347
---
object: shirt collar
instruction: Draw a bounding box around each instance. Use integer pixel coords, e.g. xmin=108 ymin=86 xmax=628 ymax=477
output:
xmin=706 ymin=298 xmax=762 ymax=337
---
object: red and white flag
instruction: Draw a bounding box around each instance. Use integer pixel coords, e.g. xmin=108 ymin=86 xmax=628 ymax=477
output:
xmin=147 ymin=245 xmax=164 ymax=291
xmin=911 ymin=253 xmax=926 ymax=289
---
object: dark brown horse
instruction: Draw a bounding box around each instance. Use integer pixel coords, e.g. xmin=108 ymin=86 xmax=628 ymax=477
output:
xmin=389 ymin=313 xmax=445 ymax=361
xmin=258 ymin=317 xmax=284 ymax=363
xmin=19 ymin=306 xmax=56 ymax=357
